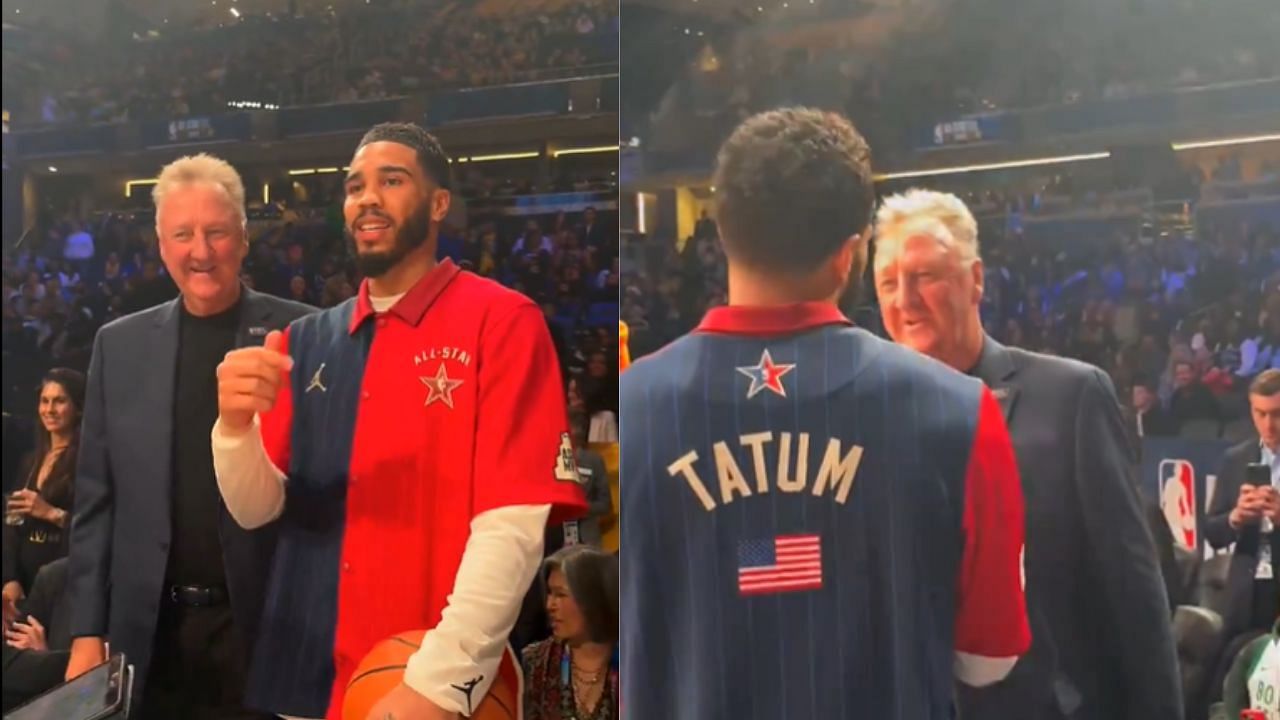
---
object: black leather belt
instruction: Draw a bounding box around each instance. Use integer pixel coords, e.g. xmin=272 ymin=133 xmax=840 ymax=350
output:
xmin=167 ymin=584 xmax=229 ymax=607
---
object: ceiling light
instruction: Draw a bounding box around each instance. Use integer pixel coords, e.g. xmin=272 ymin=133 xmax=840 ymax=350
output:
xmin=874 ymin=151 xmax=1111 ymax=181
xmin=467 ymin=151 xmax=540 ymax=162
xmin=47 ymin=166 xmax=57 ymax=172
xmin=1171 ymin=133 xmax=1280 ymax=151
xmin=553 ymin=145 xmax=620 ymax=157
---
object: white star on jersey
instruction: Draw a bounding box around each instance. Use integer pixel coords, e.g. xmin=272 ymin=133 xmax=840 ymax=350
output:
xmin=421 ymin=364 xmax=464 ymax=408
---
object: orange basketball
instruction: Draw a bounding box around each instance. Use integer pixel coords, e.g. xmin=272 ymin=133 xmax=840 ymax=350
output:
xmin=343 ymin=630 xmax=522 ymax=720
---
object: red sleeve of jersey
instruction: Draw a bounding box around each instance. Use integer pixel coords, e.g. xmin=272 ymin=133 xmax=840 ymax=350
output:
xmin=473 ymin=303 xmax=588 ymax=524
xmin=259 ymin=325 xmax=293 ymax=474
xmin=954 ymin=387 xmax=1031 ymax=658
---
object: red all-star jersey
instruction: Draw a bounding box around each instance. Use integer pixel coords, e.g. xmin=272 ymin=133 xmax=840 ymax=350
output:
xmin=245 ymin=259 xmax=587 ymax=719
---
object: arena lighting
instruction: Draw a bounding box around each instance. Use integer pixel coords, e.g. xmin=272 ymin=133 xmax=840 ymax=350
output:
xmin=262 ymin=183 xmax=270 ymax=204
xmin=553 ymin=145 xmax=619 ymax=157
xmin=467 ymin=151 xmax=540 ymax=162
xmin=124 ymin=179 xmax=159 ymax=197
xmin=637 ymin=194 xmax=646 ymax=234
xmin=872 ymin=151 xmax=1111 ymax=181
xmin=229 ymin=7 xmax=240 ymax=18
xmin=1171 ymin=133 xmax=1280 ymax=151
xmin=47 ymin=166 xmax=57 ymax=173
xmin=289 ymin=167 xmax=350 ymax=175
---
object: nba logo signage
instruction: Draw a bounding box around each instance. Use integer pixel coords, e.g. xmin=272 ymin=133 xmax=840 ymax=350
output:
xmin=1142 ymin=437 xmax=1231 ymax=556
xmin=1159 ymin=459 xmax=1197 ymax=550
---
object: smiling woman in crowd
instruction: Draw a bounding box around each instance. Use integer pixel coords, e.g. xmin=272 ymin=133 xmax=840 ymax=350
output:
xmin=2 ymin=368 xmax=84 ymax=619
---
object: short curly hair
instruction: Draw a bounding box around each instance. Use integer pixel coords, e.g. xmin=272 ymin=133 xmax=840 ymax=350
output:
xmin=356 ymin=122 xmax=453 ymax=191
xmin=712 ymin=107 xmax=875 ymax=274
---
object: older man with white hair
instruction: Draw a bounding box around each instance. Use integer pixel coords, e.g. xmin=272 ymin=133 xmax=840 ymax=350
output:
xmin=874 ymin=189 xmax=1182 ymax=720
xmin=62 ymin=154 xmax=314 ymax=719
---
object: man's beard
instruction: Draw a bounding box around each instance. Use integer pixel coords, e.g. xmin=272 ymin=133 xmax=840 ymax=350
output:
xmin=347 ymin=199 xmax=434 ymax=278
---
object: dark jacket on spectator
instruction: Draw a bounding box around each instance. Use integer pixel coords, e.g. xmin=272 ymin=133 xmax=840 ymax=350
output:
xmin=1170 ymin=381 xmax=1220 ymax=430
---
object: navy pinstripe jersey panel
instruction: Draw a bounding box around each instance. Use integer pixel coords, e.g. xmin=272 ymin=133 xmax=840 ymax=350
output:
xmin=245 ymin=299 xmax=371 ymax=717
xmin=620 ymin=325 xmax=983 ymax=720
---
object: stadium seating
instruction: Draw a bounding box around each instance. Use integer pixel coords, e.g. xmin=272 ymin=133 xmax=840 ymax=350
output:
xmin=1195 ymin=554 xmax=1236 ymax=623
xmin=1221 ymin=418 xmax=1254 ymax=444
xmin=1173 ymin=604 xmax=1227 ymax=719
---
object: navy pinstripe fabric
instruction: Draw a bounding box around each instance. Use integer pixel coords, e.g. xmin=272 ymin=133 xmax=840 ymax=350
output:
xmin=620 ymin=326 xmax=983 ymax=720
xmin=245 ymin=299 xmax=372 ymax=717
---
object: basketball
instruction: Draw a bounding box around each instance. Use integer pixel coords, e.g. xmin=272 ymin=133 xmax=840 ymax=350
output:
xmin=343 ymin=630 xmax=522 ymax=720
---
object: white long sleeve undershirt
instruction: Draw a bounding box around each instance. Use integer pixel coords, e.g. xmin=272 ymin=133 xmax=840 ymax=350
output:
xmin=211 ymin=417 xmax=549 ymax=715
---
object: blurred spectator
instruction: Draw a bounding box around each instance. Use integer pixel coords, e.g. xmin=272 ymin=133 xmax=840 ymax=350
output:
xmin=61 ymin=223 xmax=94 ymax=265
xmin=1170 ymin=360 xmax=1222 ymax=430
xmin=1128 ymin=378 xmax=1177 ymax=440
xmin=565 ymin=411 xmax=612 ymax=549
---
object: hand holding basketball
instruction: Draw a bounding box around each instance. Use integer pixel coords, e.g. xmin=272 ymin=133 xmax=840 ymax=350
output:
xmin=363 ymin=683 xmax=458 ymax=720
xmin=217 ymin=330 xmax=293 ymax=433
xmin=344 ymin=631 xmax=518 ymax=720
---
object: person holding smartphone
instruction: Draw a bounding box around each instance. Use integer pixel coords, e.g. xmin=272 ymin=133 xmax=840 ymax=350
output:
xmin=1206 ymin=369 xmax=1280 ymax=706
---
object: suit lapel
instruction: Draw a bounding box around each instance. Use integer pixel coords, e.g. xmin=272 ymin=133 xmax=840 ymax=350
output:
xmin=236 ymin=288 xmax=275 ymax=348
xmin=972 ymin=335 xmax=1021 ymax=424
xmin=147 ymin=299 xmax=181 ymax=510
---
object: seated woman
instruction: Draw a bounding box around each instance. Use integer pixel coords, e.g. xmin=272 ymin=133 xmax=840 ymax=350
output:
xmin=2 ymin=369 xmax=84 ymax=618
xmin=522 ymin=545 xmax=618 ymax=720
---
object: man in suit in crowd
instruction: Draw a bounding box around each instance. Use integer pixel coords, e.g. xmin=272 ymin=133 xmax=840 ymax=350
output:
xmin=62 ymin=153 xmax=313 ymax=719
xmin=875 ymin=189 xmax=1181 ymax=720
xmin=1204 ymin=368 xmax=1280 ymax=700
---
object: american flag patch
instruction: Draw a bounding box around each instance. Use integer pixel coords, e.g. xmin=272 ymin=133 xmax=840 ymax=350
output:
xmin=738 ymin=534 xmax=823 ymax=596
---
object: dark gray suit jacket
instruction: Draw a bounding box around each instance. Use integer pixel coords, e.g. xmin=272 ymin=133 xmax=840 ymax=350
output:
xmin=1204 ymin=438 xmax=1279 ymax=634
xmin=957 ymin=336 xmax=1182 ymax=720
xmin=65 ymin=288 xmax=313 ymax=702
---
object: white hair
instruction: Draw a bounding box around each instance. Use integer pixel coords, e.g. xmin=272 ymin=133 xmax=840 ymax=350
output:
xmin=152 ymin=153 xmax=247 ymax=229
xmin=874 ymin=189 xmax=979 ymax=270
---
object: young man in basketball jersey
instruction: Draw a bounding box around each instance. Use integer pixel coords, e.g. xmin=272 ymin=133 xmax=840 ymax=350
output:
xmin=619 ymin=108 xmax=1032 ymax=720
xmin=211 ymin=123 xmax=587 ymax=720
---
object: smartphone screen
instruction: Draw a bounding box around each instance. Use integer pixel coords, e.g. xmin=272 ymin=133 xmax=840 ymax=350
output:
xmin=7 ymin=654 xmax=125 ymax=720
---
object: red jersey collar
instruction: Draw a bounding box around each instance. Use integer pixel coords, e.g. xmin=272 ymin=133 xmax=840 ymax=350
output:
xmin=696 ymin=302 xmax=853 ymax=336
xmin=349 ymin=258 xmax=461 ymax=335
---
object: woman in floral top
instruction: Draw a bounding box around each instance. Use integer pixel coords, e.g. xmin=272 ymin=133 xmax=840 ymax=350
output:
xmin=522 ymin=546 xmax=618 ymax=720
